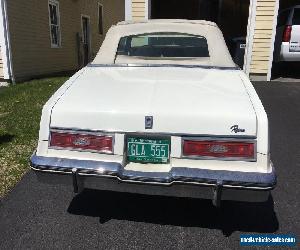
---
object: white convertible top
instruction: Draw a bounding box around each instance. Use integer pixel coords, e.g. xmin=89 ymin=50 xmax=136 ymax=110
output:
xmin=92 ymin=19 xmax=236 ymax=68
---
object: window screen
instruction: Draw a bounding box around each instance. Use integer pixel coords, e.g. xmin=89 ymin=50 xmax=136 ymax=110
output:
xmin=117 ymin=33 xmax=210 ymax=58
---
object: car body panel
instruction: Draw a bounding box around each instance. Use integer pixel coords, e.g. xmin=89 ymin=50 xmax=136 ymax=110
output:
xmin=275 ymin=6 xmax=300 ymax=61
xmin=280 ymin=42 xmax=300 ymax=61
xmin=290 ymin=7 xmax=300 ymax=52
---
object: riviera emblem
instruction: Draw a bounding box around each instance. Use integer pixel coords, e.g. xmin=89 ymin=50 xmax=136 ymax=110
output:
xmin=145 ymin=116 xmax=153 ymax=129
xmin=231 ymin=125 xmax=245 ymax=133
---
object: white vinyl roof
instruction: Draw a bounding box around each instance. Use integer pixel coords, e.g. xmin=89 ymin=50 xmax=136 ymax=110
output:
xmin=92 ymin=19 xmax=236 ymax=68
xmin=117 ymin=19 xmax=218 ymax=26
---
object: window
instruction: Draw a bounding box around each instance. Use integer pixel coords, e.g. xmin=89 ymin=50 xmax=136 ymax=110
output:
xmin=98 ymin=4 xmax=103 ymax=35
xmin=292 ymin=8 xmax=300 ymax=25
xmin=49 ymin=0 xmax=61 ymax=47
xmin=117 ymin=33 xmax=210 ymax=58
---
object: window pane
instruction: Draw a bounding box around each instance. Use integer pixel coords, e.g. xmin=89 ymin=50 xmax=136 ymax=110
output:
xmin=98 ymin=5 xmax=103 ymax=34
xmin=51 ymin=25 xmax=58 ymax=45
xmin=82 ymin=19 xmax=88 ymax=44
xmin=49 ymin=2 xmax=60 ymax=46
xmin=49 ymin=4 xmax=58 ymax=25
xmin=117 ymin=37 xmax=128 ymax=55
xmin=292 ymin=8 xmax=300 ymax=25
xmin=117 ymin=33 xmax=210 ymax=58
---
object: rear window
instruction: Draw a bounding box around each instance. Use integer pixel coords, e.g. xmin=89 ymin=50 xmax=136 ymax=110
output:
xmin=116 ymin=32 xmax=210 ymax=58
xmin=293 ymin=8 xmax=300 ymax=25
xmin=278 ymin=9 xmax=290 ymax=26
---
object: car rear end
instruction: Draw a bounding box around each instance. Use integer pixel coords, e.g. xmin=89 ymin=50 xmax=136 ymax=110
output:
xmin=280 ymin=6 xmax=300 ymax=61
xmin=30 ymin=20 xmax=276 ymax=207
xmin=31 ymin=126 xmax=275 ymax=207
xmin=30 ymin=68 xmax=276 ymax=207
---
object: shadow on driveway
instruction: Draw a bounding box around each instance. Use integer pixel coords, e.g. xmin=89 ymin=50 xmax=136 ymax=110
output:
xmin=68 ymin=189 xmax=279 ymax=236
xmin=271 ymin=62 xmax=300 ymax=80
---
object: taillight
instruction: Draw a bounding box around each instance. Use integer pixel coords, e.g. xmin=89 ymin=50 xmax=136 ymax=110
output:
xmin=50 ymin=131 xmax=113 ymax=153
xmin=283 ymin=25 xmax=292 ymax=42
xmin=182 ymin=139 xmax=255 ymax=160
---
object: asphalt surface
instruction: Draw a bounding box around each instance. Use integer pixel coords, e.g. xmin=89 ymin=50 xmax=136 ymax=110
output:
xmin=0 ymin=82 xmax=299 ymax=249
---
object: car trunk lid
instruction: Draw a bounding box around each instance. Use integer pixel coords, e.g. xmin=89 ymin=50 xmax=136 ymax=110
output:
xmin=50 ymin=66 xmax=257 ymax=137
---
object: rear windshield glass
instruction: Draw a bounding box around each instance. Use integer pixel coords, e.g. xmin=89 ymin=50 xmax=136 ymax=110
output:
xmin=293 ymin=8 xmax=300 ymax=25
xmin=278 ymin=9 xmax=290 ymax=26
xmin=116 ymin=32 xmax=210 ymax=58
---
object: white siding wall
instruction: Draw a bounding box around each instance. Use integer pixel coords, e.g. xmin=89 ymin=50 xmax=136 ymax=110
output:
xmin=132 ymin=0 xmax=145 ymax=20
xmin=250 ymin=0 xmax=277 ymax=76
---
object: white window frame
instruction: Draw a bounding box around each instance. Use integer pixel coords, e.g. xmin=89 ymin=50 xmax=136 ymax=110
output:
xmin=98 ymin=3 xmax=104 ymax=35
xmin=48 ymin=0 xmax=61 ymax=48
xmin=268 ymin=0 xmax=280 ymax=81
xmin=243 ymin=0 xmax=257 ymax=76
xmin=125 ymin=0 xmax=132 ymax=21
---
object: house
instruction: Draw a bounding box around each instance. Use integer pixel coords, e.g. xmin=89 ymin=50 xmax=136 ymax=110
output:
xmin=0 ymin=0 xmax=295 ymax=83
xmin=0 ymin=0 xmax=125 ymax=83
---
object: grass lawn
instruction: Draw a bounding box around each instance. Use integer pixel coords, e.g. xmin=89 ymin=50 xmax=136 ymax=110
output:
xmin=0 ymin=77 xmax=67 ymax=198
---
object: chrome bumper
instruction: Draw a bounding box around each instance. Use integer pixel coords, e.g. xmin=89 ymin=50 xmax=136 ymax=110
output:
xmin=30 ymin=154 xmax=276 ymax=205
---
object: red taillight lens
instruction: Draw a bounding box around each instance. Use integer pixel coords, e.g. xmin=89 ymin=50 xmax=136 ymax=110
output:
xmin=183 ymin=140 xmax=255 ymax=160
xmin=283 ymin=25 xmax=292 ymax=42
xmin=50 ymin=131 xmax=113 ymax=153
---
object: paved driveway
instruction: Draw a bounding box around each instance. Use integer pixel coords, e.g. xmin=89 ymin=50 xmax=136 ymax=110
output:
xmin=0 ymin=82 xmax=299 ymax=249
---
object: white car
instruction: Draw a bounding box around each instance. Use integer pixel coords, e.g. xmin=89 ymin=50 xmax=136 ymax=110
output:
xmin=274 ymin=5 xmax=300 ymax=62
xmin=31 ymin=20 xmax=276 ymax=207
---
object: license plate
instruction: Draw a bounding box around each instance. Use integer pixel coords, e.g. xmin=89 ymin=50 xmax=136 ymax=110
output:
xmin=127 ymin=137 xmax=170 ymax=163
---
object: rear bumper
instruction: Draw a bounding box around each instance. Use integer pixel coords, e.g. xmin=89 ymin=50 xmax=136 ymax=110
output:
xmin=30 ymin=154 xmax=276 ymax=204
xmin=280 ymin=43 xmax=300 ymax=61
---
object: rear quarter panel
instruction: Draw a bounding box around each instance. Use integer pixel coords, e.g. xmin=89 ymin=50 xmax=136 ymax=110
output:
xmin=238 ymin=72 xmax=269 ymax=156
xmin=36 ymin=68 xmax=87 ymax=155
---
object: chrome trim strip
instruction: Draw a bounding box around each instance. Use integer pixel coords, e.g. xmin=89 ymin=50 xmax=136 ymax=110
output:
xmin=181 ymin=137 xmax=257 ymax=162
xmin=30 ymin=154 xmax=276 ymax=191
xmin=49 ymin=127 xmax=257 ymax=140
xmin=87 ymin=63 xmax=240 ymax=71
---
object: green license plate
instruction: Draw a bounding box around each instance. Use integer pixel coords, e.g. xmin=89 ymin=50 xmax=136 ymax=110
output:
xmin=127 ymin=137 xmax=170 ymax=164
